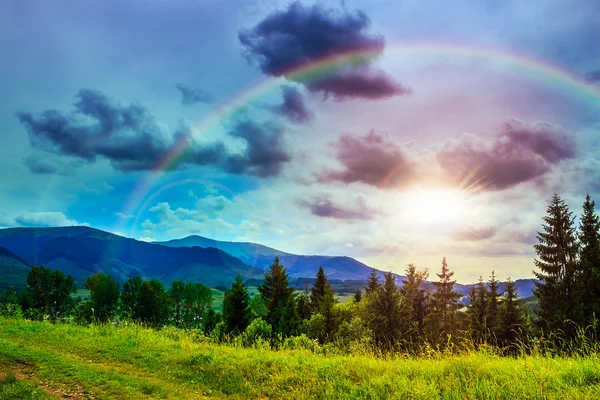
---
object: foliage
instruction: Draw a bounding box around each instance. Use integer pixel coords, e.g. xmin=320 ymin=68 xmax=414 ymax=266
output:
xmin=222 ymin=275 xmax=252 ymax=335
xmin=85 ymin=272 xmax=120 ymax=323
xmin=0 ymin=286 xmax=22 ymax=318
xmin=576 ymin=194 xmax=600 ymax=325
xmin=22 ymin=265 xmax=76 ymax=321
xmin=241 ymin=318 xmax=272 ymax=348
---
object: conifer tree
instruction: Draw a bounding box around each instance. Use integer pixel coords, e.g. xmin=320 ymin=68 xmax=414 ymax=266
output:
xmin=576 ymin=194 xmax=600 ymax=324
xmin=430 ymin=257 xmax=461 ymax=337
xmin=365 ymin=268 xmax=381 ymax=294
xmin=367 ymin=272 xmax=408 ymax=350
xmin=353 ymin=288 xmax=362 ymax=303
xmin=533 ymin=193 xmax=579 ymax=337
xmin=310 ymin=266 xmax=332 ymax=312
xmin=400 ymin=263 xmax=428 ymax=335
xmin=296 ymin=291 xmax=312 ymax=321
xmin=498 ymin=277 xmax=527 ymax=347
xmin=222 ymin=275 xmax=252 ymax=335
xmin=258 ymin=257 xmax=299 ymax=337
xmin=466 ymin=277 xmax=488 ymax=343
xmin=487 ymin=270 xmax=502 ymax=340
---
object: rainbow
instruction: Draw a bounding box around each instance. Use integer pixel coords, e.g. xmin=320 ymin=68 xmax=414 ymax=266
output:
xmin=118 ymin=42 xmax=600 ymax=233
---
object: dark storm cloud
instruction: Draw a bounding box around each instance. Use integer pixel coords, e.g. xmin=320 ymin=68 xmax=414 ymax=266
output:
xmin=224 ymin=119 xmax=291 ymax=177
xmin=274 ymin=86 xmax=313 ymax=123
xmin=299 ymin=195 xmax=377 ymax=220
xmin=436 ymin=120 xmax=577 ymax=191
xmin=239 ymin=1 xmax=407 ymax=100
xmin=16 ymin=89 xmax=290 ymax=177
xmin=23 ymin=155 xmax=60 ymax=175
xmin=319 ymin=131 xmax=414 ymax=186
xmin=176 ymin=84 xmax=213 ymax=105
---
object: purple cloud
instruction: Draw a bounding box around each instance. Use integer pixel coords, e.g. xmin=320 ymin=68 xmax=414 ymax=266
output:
xmin=299 ymin=195 xmax=377 ymax=220
xmin=319 ymin=131 xmax=415 ymax=187
xmin=239 ymin=1 xmax=407 ymax=100
xmin=275 ymin=86 xmax=313 ymax=124
xmin=436 ymin=120 xmax=577 ymax=191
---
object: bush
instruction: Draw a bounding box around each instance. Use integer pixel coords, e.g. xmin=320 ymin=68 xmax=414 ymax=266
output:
xmin=241 ymin=318 xmax=272 ymax=348
xmin=282 ymin=334 xmax=318 ymax=352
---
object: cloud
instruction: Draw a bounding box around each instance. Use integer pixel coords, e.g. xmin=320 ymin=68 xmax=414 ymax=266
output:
xmin=436 ymin=119 xmax=577 ymax=191
xmin=0 ymin=211 xmax=87 ymax=228
xmin=224 ymin=119 xmax=291 ymax=177
xmin=274 ymin=86 xmax=313 ymax=123
xmin=299 ymin=195 xmax=378 ymax=220
xmin=239 ymin=1 xmax=407 ymax=100
xmin=16 ymin=89 xmax=292 ymax=178
xmin=319 ymin=130 xmax=415 ymax=187
xmin=585 ymin=71 xmax=600 ymax=83
xmin=115 ymin=212 xmax=133 ymax=219
xmin=176 ymin=84 xmax=213 ymax=105
xmin=452 ymin=226 xmax=498 ymax=241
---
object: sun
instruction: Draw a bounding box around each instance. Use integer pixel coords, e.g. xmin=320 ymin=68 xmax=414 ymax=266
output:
xmin=404 ymin=188 xmax=467 ymax=229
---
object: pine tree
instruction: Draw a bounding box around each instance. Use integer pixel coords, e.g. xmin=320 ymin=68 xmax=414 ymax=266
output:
xmin=400 ymin=263 xmax=428 ymax=335
xmin=353 ymin=288 xmax=362 ymax=303
xmin=466 ymin=277 xmax=488 ymax=343
xmin=258 ymin=257 xmax=299 ymax=338
xmin=296 ymin=291 xmax=312 ymax=321
xmin=430 ymin=257 xmax=461 ymax=337
xmin=310 ymin=266 xmax=332 ymax=312
xmin=576 ymin=194 xmax=600 ymax=325
xmin=487 ymin=270 xmax=502 ymax=341
xmin=367 ymin=271 xmax=408 ymax=350
xmin=222 ymin=275 xmax=252 ymax=335
xmin=533 ymin=193 xmax=579 ymax=337
xmin=365 ymin=268 xmax=381 ymax=295
xmin=498 ymin=277 xmax=527 ymax=347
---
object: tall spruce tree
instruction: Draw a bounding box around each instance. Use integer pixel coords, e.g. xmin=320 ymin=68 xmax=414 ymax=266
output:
xmin=533 ymin=193 xmax=579 ymax=337
xmin=258 ymin=257 xmax=299 ymax=338
xmin=400 ymin=263 xmax=429 ymax=335
xmin=222 ymin=275 xmax=252 ymax=335
xmin=367 ymin=271 xmax=408 ymax=350
xmin=310 ymin=266 xmax=332 ymax=312
xmin=498 ymin=278 xmax=527 ymax=347
xmin=577 ymin=194 xmax=600 ymax=324
xmin=466 ymin=277 xmax=488 ymax=343
xmin=365 ymin=268 xmax=381 ymax=294
xmin=430 ymin=257 xmax=461 ymax=336
xmin=487 ymin=270 xmax=502 ymax=340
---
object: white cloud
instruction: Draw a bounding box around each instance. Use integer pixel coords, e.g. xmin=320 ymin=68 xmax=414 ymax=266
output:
xmin=0 ymin=211 xmax=88 ymax=228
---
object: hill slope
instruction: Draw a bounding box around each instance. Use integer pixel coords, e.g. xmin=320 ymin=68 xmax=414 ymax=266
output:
xmin=0 ymin=246 xmax=30 ymax=290
xmin=0 ymin=227 xmax=263 ymax=287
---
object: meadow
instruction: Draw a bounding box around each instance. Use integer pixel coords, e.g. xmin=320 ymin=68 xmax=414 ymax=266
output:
xmin=0 ymin=318 xmax=599 ymax=399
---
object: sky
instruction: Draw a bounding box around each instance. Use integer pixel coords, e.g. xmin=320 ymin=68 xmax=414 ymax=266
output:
xmin=1 ymin=0 xmax=599 ymax=282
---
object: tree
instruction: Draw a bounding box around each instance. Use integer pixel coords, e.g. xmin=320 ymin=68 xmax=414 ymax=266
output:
xmin=487 ymin=271 xmax=502 ymax=339
xmin=121 ymin=276 xmax=143 ymax=320
xmin=367 ymin=272 xmax=408 ymax=350
xmin=353 ymin=289 xmax=362 ymax=303
xmin=0 ymin=286 xmax=22 ymax=318
xmin=576 ymin=194 xmax=600 ymax=325
xmin=296 ymin=291 xmax=312 ymax=321
xmin=137 ymin=279 xmax=170 ymax=327
xmin=533 ymin=194 xmax=579 ymax=337
xmin=222 ymin=275 xmax=252 ymax=335
xmin=429 ymin=257 xmax=461 ymax=338
xmin=202 ymin=308 xmax=221 ymax=335
xmin=182 ymin=282 xmax=212 ymax=329
xmin=310 ymin=266 xmax=331 ymax=312
xmin=169 ymin=280 xmax=186 ymax=328
xmin=498 ymin=278 xmax=527 ymax=347
xmin=23 ymin=265 xmax=76 ymax=321
xmin=258 ymin=257 xmax=299 ymax=338
xmin=85 ymin=272 xmax=120 ymax=323
xmin=400 ymin=263 xmax=428 ymax=335
xmin=466 ymin=277 xmax=488 ymax=343
xmin=365 ymin=268 xmax=381 ymax=295
xmin=317 ymin=283 xmax=338 ymax=342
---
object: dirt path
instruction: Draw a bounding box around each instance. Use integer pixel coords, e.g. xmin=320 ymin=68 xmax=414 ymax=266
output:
xmin=1 ymin=362 xmax=89 ymax=399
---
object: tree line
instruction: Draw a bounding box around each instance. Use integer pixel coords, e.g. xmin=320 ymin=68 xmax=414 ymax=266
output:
xmin=1 ymin=193 xmax=599 ymax=354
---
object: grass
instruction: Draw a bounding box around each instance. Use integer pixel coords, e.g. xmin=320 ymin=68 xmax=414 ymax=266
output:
xmin=0 ymin=318 xmax=599 ymax=399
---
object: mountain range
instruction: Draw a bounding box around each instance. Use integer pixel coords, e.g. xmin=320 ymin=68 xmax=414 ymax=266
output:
xmin=0 ymin=226 xmax=538 ymax=299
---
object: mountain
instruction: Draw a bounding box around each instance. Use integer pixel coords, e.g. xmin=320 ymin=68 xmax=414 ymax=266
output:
xmin=158 ymin=235 xmax=375 ymax=280
xmin=0 ymin=246 xmax=30 ymax=291
xmin=0 ymin=227 xmax=264 ymax=287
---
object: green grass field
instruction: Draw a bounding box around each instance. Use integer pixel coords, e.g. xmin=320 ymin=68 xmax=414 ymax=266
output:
xmin=1 ymin=318 xmax=599 ymax=399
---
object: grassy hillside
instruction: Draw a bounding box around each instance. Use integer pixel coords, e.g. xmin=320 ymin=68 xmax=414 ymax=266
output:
xmin=0 ymin=318 xmax=599 ymax=399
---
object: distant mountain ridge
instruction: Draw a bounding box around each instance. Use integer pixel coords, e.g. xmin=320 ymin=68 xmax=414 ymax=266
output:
xmin=0 ymin=227 xmax=539 ymax=300
xmin=158 ymin=235 xmax=376 ymax=280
